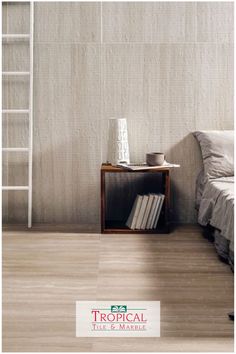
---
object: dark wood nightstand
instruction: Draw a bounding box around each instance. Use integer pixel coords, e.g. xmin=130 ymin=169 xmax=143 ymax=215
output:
xmin=100 ymin=164 xmax=171 ymax=234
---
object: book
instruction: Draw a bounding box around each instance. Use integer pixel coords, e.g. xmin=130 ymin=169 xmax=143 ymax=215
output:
xmin=140 ymin=194 xmax=155 ymax=229
xmin=146 ymin=194 xmax=158 ymax=229
xmin=150 ymin=195 xmax=161 ymax=229
xmin=126 ymin=195 xmax=143 ymax=230
xmin=125 ymin=193 xmax=166 ymax=230
xmin=135 ymin=195 xmax=149 ymax=229
xmin=126 ymin=195 xmax=138 ymax=229
xmin=153 ymin=195 xmax=165 ymax=229
xmin=117 ymin=162 xmax=180 ymax=171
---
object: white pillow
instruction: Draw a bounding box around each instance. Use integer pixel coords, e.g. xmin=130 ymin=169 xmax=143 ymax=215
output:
xmin=193 ymin=130 xmax=234 ymax=180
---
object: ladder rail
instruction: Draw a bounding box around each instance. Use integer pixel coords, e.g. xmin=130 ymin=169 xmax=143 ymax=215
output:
xmin=28 ymin=1 xmax=34 ymax=228
xmin=2 ymin=2 xmax=33 ymax=228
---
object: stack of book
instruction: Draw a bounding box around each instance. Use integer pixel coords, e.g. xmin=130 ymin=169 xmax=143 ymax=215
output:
xmin=126 ymin=194 xmax=165 ymax=230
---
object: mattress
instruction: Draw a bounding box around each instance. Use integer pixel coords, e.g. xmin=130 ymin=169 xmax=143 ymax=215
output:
xmin=198 ymin=176 xmax=234 ymax=264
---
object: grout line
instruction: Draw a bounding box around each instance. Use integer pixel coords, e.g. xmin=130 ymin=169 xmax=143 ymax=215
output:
xmin=100 ymin=1 xmax=104 ymax=165
xmin=96 ymin=0 xmax=102 ymax=290
xmin=99 ymin=42 xmax=232 ymax=45
xmin=194 ymin=2 xmax=197 ymax=44
xmin=100 ymin=1 xmax=102 ymax=163
xmin=101 ymin=1 xmax=103 ymax=45
xmin=33 ymin=41 xmax=233 ymax=45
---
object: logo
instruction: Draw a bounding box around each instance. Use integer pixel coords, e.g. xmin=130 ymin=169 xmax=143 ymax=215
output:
xmin=111 ymin=305 xmax=127 ymax=313
xmin=76 ymin=301 xmax=160 ymax=337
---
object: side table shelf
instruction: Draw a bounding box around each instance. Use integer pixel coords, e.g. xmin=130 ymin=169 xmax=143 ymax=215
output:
xmin=100 ymin=164 xmax=171 ymax=234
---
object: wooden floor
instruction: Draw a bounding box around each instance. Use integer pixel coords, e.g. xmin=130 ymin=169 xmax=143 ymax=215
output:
xmin=3 ymin=224 xmax=234 ymax=352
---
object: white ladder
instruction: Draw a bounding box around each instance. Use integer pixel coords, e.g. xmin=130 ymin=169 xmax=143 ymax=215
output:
xmin=2 ymin=2 xmax=34 ymax=228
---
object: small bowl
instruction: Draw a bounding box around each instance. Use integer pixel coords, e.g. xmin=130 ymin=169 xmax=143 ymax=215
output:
xmin=146 ymin=152 xmax=165 ymax=166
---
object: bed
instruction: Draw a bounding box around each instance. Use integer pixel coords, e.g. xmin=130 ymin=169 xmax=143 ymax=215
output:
xmin=194 ymin=131 xmax=234 ymax=268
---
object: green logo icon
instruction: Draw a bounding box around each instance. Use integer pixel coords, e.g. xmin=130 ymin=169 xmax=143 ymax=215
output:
xmin=111 ymin=305 xmax=127 ymax=313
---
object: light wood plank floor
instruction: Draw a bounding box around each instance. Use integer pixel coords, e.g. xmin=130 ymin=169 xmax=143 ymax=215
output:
xmin=3 ymin=225 xmax=234 ymax=352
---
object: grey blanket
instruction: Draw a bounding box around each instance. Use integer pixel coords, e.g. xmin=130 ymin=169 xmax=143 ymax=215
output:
xmin=198 ymin=177 xmax=234 ymax=257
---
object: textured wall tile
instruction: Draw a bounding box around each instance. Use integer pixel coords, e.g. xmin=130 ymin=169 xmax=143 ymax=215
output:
xmin=33 ymin=152 xmax=74 ymax=222
xmin=34 ymin=74 xmax=73 ymax=156
xmin=2 ymin=2 xmax=234 ymax=225
xmin=2 ymin=2 xmax=30 ymax=34
xmin=2 ymin=152 xmax=28 ymax=223
xmin=145 ymin=78 xmax=195 ymax=118
xmin=103 ymin=44 xmax=144 ymax=79
xmin=71 ymin=121 xmax=101 ymax=224
xmin=157 ymin=44 xmax=196 ymax=80
xmin=34 ymin=3 xmax=101 ymax=43
xmin=3 ymin=78 xmax=29 ymax=110
xmin=2 ymin=191 xmax=28 ymax=223
xmin=2 ymin=153 xmax=28 ymax=186
xmin=172 ymin=196 xmax=197 ymax=223
xmin=2 ymin=116 xmax=28 ymax=149
xmin=33 ymin=121 xmax=101 ymax=223
xmin=195 ymin=79 xmax=234 ymax=130
xmin=34 ymin=43 xmax=71 ymax=78
xmin=102 ymin=44 xmax=196 ymax=115
xmin=103 ymin=2 xmax=196 ymax=43
xmin=103 ymin=43 xmax=196 ymax=80
xmin=103 ymin=77 xmax=145 ymax=117
xmin=2 ymin=43 xmax=29 ymax=72
xmin=127 ymin=117 xmax=162 ymax=163
xmin=197 ymin=2 xmax=234 ymax=43
xmin=71 ymin=45 xmax=101 ymax=117
xmin=33 ymin=44 xmax=101 ymax=223
xmin=102 ymin=45 xmax=144 ymax=119
xmin=160 ymin=134 xmax=202 ymax=222
xmin=195 ymin=44 xmax=233 ymax=80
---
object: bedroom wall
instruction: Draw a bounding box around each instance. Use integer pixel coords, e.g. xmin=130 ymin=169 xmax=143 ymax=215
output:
xmin=2 ymin=2 xmax=234 ymax=225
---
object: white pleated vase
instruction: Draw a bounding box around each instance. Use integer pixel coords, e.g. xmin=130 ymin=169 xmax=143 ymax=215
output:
xmin=107 ymin=118 xmax=130 ymax=165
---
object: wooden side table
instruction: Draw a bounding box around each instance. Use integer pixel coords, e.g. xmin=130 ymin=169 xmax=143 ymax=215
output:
xmin=100 ymin=164 xmax=171 ymax=234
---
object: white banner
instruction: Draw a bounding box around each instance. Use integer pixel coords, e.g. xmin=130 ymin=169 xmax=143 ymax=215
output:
xmin=76 ymin=301 xmax=160 ymax=337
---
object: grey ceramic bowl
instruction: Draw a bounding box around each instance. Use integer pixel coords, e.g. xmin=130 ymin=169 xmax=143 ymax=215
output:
xmin=146 ymin=152 xmax=165 ymax=166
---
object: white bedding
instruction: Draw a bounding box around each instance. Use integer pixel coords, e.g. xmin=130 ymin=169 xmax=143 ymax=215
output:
xmin=198 ymin=177 xmax=234 ymax=252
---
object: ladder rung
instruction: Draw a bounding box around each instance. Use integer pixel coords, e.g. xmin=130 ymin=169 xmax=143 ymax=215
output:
xmin=2 ymin=109 xmax=29 ymax=114
xmin=2 ymin=148 xmax=29 ymax=152
xmin=2 ymin=71 xmax=30 ymax=76
xmin=2 ymin=34 xmax=30 ymax=39
xmin=2 ymin=186 xmax=29 ymax=191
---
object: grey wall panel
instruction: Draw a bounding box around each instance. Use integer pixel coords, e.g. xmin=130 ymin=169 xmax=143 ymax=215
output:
xmin=102 ymin=2 xmax=196 ymax=43
xmin=2 ymin=2 xmax=234 ymax=224
xmin=34 ymin=2 xmax=101 ymax=43
xmin=196 ymin=2 xmax=234 ymax=43
xmin=2 ymin=2 xmax=30 ymax=34
xmin=33 ymin=43 xmax=101 ymax=223
xmin=3 ymin=43 xmax=29 ymax=72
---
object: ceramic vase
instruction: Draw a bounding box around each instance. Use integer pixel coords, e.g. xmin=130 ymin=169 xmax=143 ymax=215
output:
xmin=107 ymin=118 xmax=130 ymax=165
